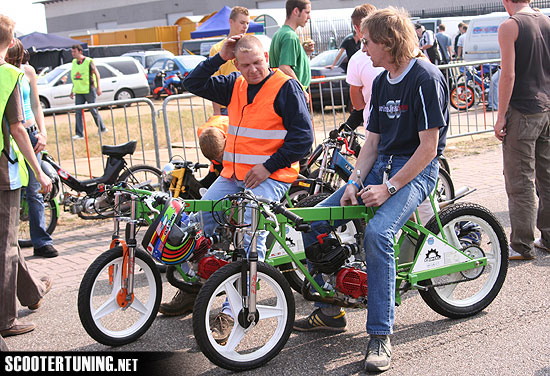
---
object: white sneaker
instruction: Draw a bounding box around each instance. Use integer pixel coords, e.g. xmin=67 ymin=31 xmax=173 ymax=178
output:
xmin=534 ymin=238 xmax=550 ymax=252
xmin=72 ymin=134 xmax=84 ymax=140
xmin=509 ymin=246 xmax=535 ymax=260
xmin=100 ymin=128 xmax=109 ymax=133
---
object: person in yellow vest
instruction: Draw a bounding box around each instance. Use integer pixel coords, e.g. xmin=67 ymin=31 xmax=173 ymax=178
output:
xmin=0 ymin=14 xmax=53 ymax=338
xmin=158 ymin=35 xmax=313 ymax=341
xmin=209 ymin=6 xmax=251 ymax=116
xmin=69 ymin=44 xmax=106 ymax=139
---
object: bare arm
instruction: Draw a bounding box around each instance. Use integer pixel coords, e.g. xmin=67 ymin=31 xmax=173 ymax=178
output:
xmin=327 ymin=48 xmax=345 ymax=69
xmin=349 ymin=85 xmax=365 ymax=111
xmin=278 ymin=64 xmax=299 ymax=81
xmin=24 ymin=65 xmax=47 ymax=153
xmin=360 ymin=127 xmax=439 ymax=207
xmin=10 ymin=121 xmax=52 ymax=193
xmin=340 ymin=131 xmax=379 ymax=206
xmin=91 ymin=61 xmax=102 ymax=96
xmin=494 ymin=19 xmax=518 ymax=141
xmin=212 ymin=102 xmax=223 ymax=116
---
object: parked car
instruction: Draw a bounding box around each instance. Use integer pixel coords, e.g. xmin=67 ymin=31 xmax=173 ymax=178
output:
xmin=309 ymin=49 xmax=350 ymax=111
xmin=122 ymin=50 xmax=174 ymax=69
xmin=146 ymin=55 xmax=206 ymax=91
xmin=37 ymin=57 xmax=150 ymax=109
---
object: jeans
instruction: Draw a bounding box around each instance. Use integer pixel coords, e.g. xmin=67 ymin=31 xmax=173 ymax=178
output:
xmin=75 ymin=88 xmax=106 ymax=136
xmin=24 ymin=129 xmax=53 ymax=248
xmin=190 ymin=175 xmax=290 ymax=261
xmin=303 ymin=155 xmax=439 ymax=335
xmin=502 ymin=107 xmax=550 ymax=255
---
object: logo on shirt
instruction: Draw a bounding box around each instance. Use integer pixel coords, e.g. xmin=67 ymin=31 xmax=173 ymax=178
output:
xmin=74 ymin=72 xmax=82 ymax=80
xmin=379 ymin=100 xmax=408 ymax=119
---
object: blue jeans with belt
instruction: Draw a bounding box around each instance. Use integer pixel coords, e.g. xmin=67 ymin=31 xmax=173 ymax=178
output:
xmin=303 ymin=155 xmax=439 ymax=335
xmin=25 ymin=129 xmax=53 ymax=249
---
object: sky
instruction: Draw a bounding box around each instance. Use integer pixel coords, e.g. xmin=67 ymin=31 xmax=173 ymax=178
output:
xmin=2 ymin=0 xmax=48 ymax=36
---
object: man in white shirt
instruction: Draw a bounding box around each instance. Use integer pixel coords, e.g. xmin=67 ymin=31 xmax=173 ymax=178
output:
xmin=457 ymin=24 xmax=468 ymax=60
xmin=345 ymin=4 xmax=384 ymax=127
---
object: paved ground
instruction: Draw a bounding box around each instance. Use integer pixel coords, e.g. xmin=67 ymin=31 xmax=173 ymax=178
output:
xmin=4 ymin=139 xmax=550 ymax=376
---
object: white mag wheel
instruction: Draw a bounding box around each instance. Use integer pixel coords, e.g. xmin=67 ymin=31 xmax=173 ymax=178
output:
xmin=78 ymin=247 xmax=162 ymax=346
xmin=193 ymin=262 xmax=295 ymax=371
xmin=419 ymin=203 xmax=508 ymax=318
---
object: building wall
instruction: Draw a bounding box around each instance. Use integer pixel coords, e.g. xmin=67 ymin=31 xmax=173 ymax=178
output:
xmin=44 ymin=0 xmax=486 ymax=36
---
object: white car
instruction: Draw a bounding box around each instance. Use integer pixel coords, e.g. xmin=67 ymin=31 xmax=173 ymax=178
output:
xmin=37 ymin=57 xmax=150 ymax=109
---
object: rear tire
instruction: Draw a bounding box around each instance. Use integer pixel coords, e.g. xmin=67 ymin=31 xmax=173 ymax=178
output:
xmin=418 ymin=203 xmax=508 ymax=318
xmin=119 ymin=165 xmax=162 ymax=191
xmin=18 ymin=197 xmax=58 ymax=248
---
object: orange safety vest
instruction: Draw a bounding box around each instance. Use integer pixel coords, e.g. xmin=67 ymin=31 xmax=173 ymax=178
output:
xmin=223 ymin=69 xmax=299 ymax=183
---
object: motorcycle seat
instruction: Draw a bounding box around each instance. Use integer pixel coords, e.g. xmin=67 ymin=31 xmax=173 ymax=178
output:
xmin=102 ymin=140 xmax=137 ymax=158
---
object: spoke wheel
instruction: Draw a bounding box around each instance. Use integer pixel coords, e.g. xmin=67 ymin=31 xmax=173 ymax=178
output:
xmin=18 ymin=196 xmax=58 ymax=248
xmin=435 ymin=168 xmax=455 ymax=203
xmin=193 ymin=262 xmax=294 ymax=371
xmin=78 ymin=247 xmax=162 ymax=346
xmin=118 ymin=165 xmax=162 ymax=192
xmin=419 ymin=203 xmax=508 ymax=318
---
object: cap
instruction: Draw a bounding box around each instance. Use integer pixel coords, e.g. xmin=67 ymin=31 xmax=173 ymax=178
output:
xmin=414 ymin=22 xmax=422 ymax=30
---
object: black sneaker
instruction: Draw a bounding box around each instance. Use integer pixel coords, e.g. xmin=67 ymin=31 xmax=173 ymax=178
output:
xmin=33 ymin=245 xmax=58 ymax=258
xmin=364 ymin=335 xmax=392 ymax=372
xmin=293 ymin=308 xmax=347 ymax=332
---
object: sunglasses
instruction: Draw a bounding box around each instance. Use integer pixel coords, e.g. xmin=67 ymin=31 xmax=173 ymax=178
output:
xmin=360 ymin=38 xmax=369 ymax=46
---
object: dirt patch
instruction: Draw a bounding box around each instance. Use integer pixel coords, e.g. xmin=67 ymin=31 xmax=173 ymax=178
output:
xmin=444 ymin=134 xmax=502 ymax=158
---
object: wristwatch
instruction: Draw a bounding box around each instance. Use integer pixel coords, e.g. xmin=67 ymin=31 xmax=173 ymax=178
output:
xmin=385 ymin=180 xmax=397 ymax=195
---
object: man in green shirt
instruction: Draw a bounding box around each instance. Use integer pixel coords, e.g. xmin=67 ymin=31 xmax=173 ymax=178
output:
xmin=269 ymin=0 xmax=313 ymax=94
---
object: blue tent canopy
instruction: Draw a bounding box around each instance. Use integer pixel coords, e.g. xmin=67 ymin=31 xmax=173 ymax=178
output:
xmin=191 ymin=6 xmax=264 ymax=39
xmin=19 ymin=32 xmax=87 ymax=52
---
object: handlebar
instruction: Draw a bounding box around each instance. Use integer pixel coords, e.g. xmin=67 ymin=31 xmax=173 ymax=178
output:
xmin=263 ymin=200 xmax=311 ymax=232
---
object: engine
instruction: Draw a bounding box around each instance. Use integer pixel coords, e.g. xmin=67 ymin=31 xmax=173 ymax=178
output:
xmin=63 ymin=192 xmax=114 ymax=215
xmin=197 ymin=255 xmax=230 ymax=280
xmin=335 ymin=267 xmax=368 ymax=298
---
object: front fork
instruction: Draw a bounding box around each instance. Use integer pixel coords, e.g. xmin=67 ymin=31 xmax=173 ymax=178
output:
xmin=110 ymin=192 xmax=138 ymax=309
xmin=237 ymin=200 xmax=260 ymax=328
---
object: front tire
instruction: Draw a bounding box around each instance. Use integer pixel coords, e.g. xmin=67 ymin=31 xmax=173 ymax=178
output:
xmin=115 ymin=88 xmax=134 ymax=102
xmin=78 ymin=247 xmax=162 ymax=346
xmin=419 ymin=203 xmax=508 ymax=318
xmin=193 ymin=261 xmax=294 ymax=371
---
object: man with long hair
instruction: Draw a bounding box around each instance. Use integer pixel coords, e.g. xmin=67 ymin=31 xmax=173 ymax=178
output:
xmin=294 ymin=8 xmax=449 ymax=372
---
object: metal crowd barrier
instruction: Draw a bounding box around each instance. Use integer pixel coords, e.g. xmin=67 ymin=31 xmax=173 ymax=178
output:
xmin=46 ymin=59 xmax=501 ymax=182
xmin=43 ymin=98 xmax=162 ymax=183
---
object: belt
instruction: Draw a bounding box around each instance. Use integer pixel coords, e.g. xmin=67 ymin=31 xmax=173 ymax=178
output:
xmin=25 ymin=124 xmax=38 ymax=134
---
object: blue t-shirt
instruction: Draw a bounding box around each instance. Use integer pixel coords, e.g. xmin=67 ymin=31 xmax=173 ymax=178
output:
xmin=367 ymin=59 xmax=448 ymax=156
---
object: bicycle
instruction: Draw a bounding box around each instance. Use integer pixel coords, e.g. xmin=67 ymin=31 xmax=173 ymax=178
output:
xmin=290 ymin=125 xmax=456 ymax=206
xmin=18 ymin=156 xmax=61 ymax=247
xmin=43 ymin=140 xmax=161 ymax=219
xmin=189 ymin=190 xmax=508 ymax=371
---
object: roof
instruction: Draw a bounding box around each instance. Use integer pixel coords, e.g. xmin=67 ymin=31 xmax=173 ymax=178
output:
xmin=19 ymin=31 xmax=87 ymax=51
xmin=190 ymin=6 xmax=264 ymax=39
